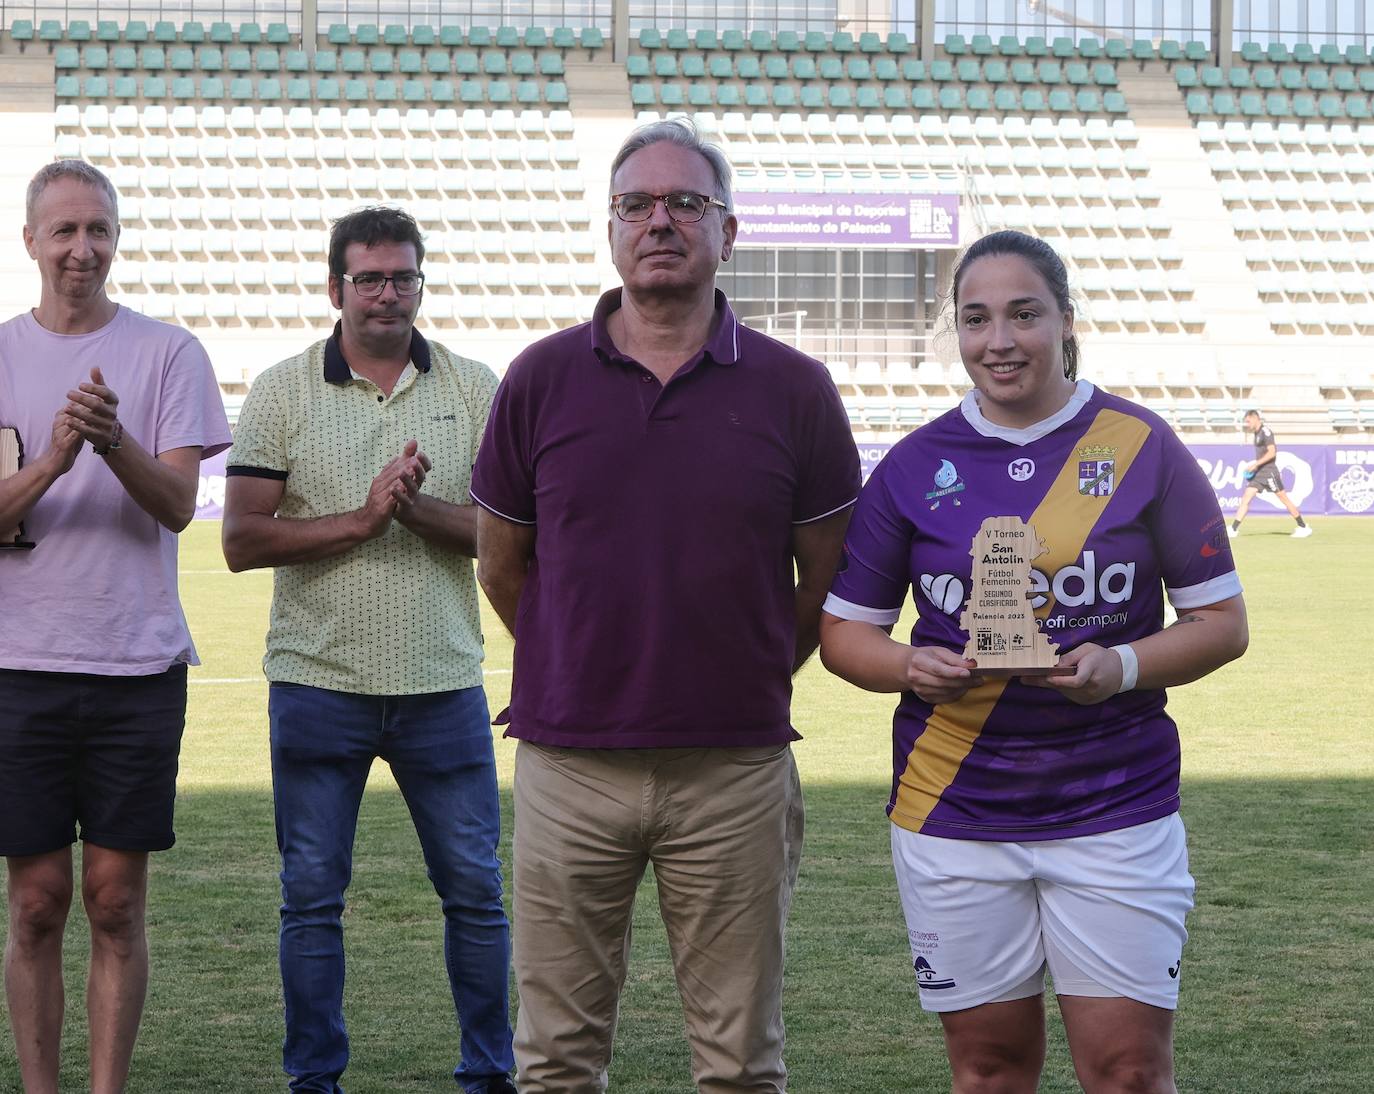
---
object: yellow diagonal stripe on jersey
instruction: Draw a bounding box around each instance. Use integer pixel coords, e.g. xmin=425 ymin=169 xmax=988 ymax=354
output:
xmin=889 ymin=407 xmax=1154 ymax=834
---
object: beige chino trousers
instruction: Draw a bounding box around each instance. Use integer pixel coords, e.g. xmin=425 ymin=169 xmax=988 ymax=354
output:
xmin=512 ymin=741 xmax=805 ymax=1093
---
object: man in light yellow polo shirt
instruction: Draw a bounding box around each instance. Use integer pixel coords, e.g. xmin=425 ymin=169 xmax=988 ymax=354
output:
xmin=221 ymin=206 xmax=515 ymax=1094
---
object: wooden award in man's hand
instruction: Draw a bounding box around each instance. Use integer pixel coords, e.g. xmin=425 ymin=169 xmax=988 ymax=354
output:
xmin=959 ymin=516 xmax=1063 ymax=675
xmin=1 ymin=427 xmax=36 ymax=550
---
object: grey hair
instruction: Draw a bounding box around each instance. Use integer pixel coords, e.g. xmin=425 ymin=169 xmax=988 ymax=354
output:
xmin=609 ymin=119 xmax=734 ymax=212
xmin=26 ymin=160 xmax=119 ymax=226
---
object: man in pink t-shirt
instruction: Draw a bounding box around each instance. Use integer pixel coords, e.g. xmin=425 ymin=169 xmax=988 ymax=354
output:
xmin=0 ymin=160 xmax=230 ymax=1092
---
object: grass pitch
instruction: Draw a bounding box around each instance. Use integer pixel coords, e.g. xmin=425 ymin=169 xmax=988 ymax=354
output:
xmin=2 ymin=516 xmax=1371 ymax=1092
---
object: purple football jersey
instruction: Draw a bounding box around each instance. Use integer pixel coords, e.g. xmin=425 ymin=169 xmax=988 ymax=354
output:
xmin=825 ymin=382 xmax=1242 ymax=841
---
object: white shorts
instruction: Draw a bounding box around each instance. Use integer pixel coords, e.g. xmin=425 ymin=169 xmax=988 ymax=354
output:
xmin=891 ymin=814 xmax=1194 ymax=1013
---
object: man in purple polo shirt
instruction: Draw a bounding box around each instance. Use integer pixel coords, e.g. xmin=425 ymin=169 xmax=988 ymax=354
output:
xmin=472 ymin=120 xmax=859 ymax=1092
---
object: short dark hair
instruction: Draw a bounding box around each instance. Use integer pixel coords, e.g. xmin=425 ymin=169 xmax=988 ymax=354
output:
xmin=1244 ymin=408 xmax=1261 ymax=419
xmin=951 ymin=230 xmax=1080 ymax=381
xmin=328 ymin=206 xmax=424 ymax=280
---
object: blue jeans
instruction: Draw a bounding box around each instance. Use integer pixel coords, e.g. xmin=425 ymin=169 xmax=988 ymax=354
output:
xmin=269 ymin=683 xmax=514 ymax=1093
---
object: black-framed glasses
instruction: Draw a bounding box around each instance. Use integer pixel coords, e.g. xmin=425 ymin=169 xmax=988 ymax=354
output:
xmin=342 ymin=272 xmax=425 ymax=297
xmin=610 ymin=192 xmax=729 ymax=224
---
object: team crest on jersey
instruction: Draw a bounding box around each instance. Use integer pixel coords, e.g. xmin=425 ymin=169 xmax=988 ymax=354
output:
xmin=1078 ymin=444 xmax=1116 ymax=497
xmin=925 ymin=458 xmax=966 ymax=509
xmin=1007 ymin=457 xmax=1035 ymax=481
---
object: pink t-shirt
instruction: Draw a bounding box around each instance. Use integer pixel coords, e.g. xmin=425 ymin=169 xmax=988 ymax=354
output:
xmin=0 ymin=306 xmax=231 ymax=675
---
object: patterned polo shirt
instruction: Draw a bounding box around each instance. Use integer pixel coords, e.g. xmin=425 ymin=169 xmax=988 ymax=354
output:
xmin=227 ymin=324 xmax=497 ymax=695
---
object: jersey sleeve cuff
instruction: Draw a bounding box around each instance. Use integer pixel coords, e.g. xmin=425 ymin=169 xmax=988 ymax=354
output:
xmin=469 ymin=488 xmax=536 ymax=526
xmin=822 ymin=592 xmax=902 ymax=626
xmin=1167 ymin=572 xmax=1243 ymax=610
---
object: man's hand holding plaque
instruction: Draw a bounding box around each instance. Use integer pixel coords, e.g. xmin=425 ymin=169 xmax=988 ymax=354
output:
xmin=959 ymin=515 xmax=1067 ymax=676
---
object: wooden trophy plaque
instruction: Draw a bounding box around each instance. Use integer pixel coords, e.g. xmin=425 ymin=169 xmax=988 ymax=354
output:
xmin=1 ymin=427 xmax=37 ymax=550
xmin=959 ymin=515 xmax=1062 ymax=676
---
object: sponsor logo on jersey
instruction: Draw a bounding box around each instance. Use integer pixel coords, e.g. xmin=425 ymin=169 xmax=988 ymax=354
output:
xmin=913 ymin=956 xmax=957 ymax=990
xmin=1078 ymin=443 xmax=1116 ymax=497
xmin=925 ymin=458 xmax=966 ymax=509
xmin=920 ymin=572 xmax=966 ymax=614
xmin=1200 ymin=515 xmax=1228 ymax=558
xmin=1007 ymin=457 xmax=1035 ymax=482
xmin=922 ymin=551 xmax=1136 ymax=615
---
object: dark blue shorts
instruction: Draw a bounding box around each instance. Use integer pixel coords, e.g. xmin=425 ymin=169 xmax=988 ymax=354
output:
xmin=0 ymin=665 xmax=187 ymax=857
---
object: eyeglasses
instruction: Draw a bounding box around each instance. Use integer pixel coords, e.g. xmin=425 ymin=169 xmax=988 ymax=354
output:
xmin=610 ymin=192 xmax=729 ymax=224
xmin=341 ymin=272 xmax=425 ymax=298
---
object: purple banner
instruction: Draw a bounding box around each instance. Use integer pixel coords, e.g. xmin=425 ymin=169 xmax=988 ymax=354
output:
xmin=733 ymin=191 xmax=961 ymax=248
xmin=856 ymin=443 xmax=1374 ymax=517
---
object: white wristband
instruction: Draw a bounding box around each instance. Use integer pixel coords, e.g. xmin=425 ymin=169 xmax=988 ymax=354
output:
xmin=1112 ymin=643 xmax=1139 ymax=693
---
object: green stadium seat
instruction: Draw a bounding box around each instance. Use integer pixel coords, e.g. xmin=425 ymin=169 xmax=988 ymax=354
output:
xmin=229 ymin=77 xmax=253 ymax=100
xmin=169 ymin=48 xmax=194 ymax=71
xmin=1264 ymin=92 xmax=1289 ymax=116
xmin=764 ymin=56 xmax=787 ymax=79
xmin=874 ymin=58 xmax=898 ymax=81
xmin=882 ymin=85 xmax=906 ymax=109
xmin=912 ymin=86 xmax=936 ymax=110
xmin=1066 ymin=62 xmax=1090 ymax=85
xmin=720 ymin=29 xmax=745 ymax=51
xmin=1076 ymin=89 xmax=1101 ymax=111
xmin=170 ymin=76 xmax=196 ymax=98
xmin=1176 ymin=65 xmax=1198 ymax=87
xmin=1266 ymin=43 xmax=1289 ymax=63
xmin=1239 ymin=42 xmax=1263 ymax=63
xmin=355 ymin=24 xmax=380 ymax=45
xmin=997 ymin=35 xmax=1020 ymax=57
xmin=856 ymin=85 xmax=880 ymax=110
xmin=708 ymin=55 xmax=732 ymax=79
xmin=1280 ymin=66 xmax=1302 ymax=90
xmin=398 ymin=50 xmax=421 ymax=74
xmin=1254 ymin=65 xmax=1277 ymax=88
xmin=887 ymin=32 xmax=910 ymax=53
xmin=1184 ymin=91 xmax=1208 ymax=114
xmin=902 ymin=60 xmax=925 ymax=81
xmin=847 ymin=58 xmax=871 ymax=80
xmin=487 ymin=78 xmax=512 ymax=102
xmin=581 ymin=27 xmax=606 ymax=51
xmin=383 ymin=24 xmax=407 ymax=46
xmin=209 ymin=22 xmax=233 ymax=43
xmin=431 ymin=80 xmax=454 ymax=102
xmin=540 ymin=51 xmax=565 ymax=76
xmin=112 ymin=47 xmax=137 ymax=70
xmin=680 ymin=53 xmax=704 ymax=78
xmin=1184 ymin=41 xmax=1208 ymax=61
xmin=1333 ymin=69 xmax=1356 ymax=91
xmin=1130 ymin=40 xmax=1153 ymax=63
xmin=1047 ymin=88 xmax=1074 ymax=111
xmin=772 ymin=84 xmax=796 ymax=107
xmin=776 ymin=30 xmax=800 ymax=52
xmin=54 ymin=46 xmax=80 ymax=69
xmin=1104 ymin=38 xmax=1129 ymax=60
xmin=1307 ymin=69 xmax=1329 ymax=91
xmin=748 ymin=30 xmax=770 ymax=51
xmin=374 ymin=79 xmax=397 ymax=101
xmin=286 ymin=78 xmax=311 ymax=100
xmin=803 ymin=30 xmax=826 ymax=52
xmin=658 ymin=83 xmax=683 ymax=106
xmin=38 ymin=20 xmax=62 ymax=43
xmin=95 ymin=20 xmax=119 ymax=42
xmin=67 ymin=21 xmax=92 ymax=41
xmin=818 ymin=57 xmax=843 ymax=80
xmin=112 ymin=76 xmax=138 ymax=98
xmin=1292 ymin=94 xmax=1316 ymax=118
xmin=1038 ymin=61 xmax=1062 ymax=83
xmin=828 ymin=85 xmax=853 ymax=108
xmin=266 ymin=23 xmax=290 ymax=44
xmin=629 ymin=81 xmax=653 ymax=107
xmin=199 ymin=46 xmax=223 ymax=70
xmin=454 ymin=51 xmax=479 ymax=75
xmin=407 ymin=26 xmax=433 ymax=47
xmin=545 ymin=81 xmax=568 ymax=104
xmin=664 ymin=28 xmax=689 ymax=50
xmin=1361 ymin=71 xmax=1374 ymax=91
xmin=955 ymin=59 xmax=979 ymax=81
xmin=326 ymin=23 xmax=350 ymax=45
xmin=1200 ymin=65 xmax=1223 ymax=88
xmin=637 ymin=28 xmax=660 ymax=50
xmin=1318 ymin=44 xmax=1342 ymax=65
xmin=341 ymin=50 xmax=365 ymax=73
xmin=624 ymin=54 xmax=650 ymax=79
xmin=687 ymin=83 xmax=710 ymax=107
xmin=258 ymin=78 xmax=282 ymax=100
xmin=1345 ymin=45 xmax=1370 ymax=65
xmin=344 ymin=78 xmax=369 ymax=101
xmin=1158 ymin=40 xmax=1182 ymax=64
xmin=693 ymin=29 xmax=716 ymax=51
xmin=238 ymin=23 xmax=262 ymax=44
xmin=1292 ymin=43 xmax=1315 ymax=64
xmin=315 ymin=77 xmax=339 ymax=100
xmin=1022 ymin=88 xmax=1047 ymax=111
xmin=199 ymin=76 xmax=223 ymax=97
xmin=1319 ymin=94 xmax=1345 ymax=119
xmin=985 ymin=60 xmax=1008 ymax=83
xmin=1347 ymin=97 xmax=1370 ymax=119
xmin=944 ymin=34 xmax=967 ymax=55
xmin=653 ymin=54 xmax=676 ymax=78
xmin=402 ymin=80 xmax=425 ymax=102
xmin=833 ymin=31 xmax=855 ymax=53
xmin=930 ymin=60 xmax=953 ymax=81
xmin=55 ymin=75 xmax=79 ymax=97
xmin=971 ymin=34 xmax=994 ymax=55
xmin=1094 ymin=63 xmax=1118 ymax=85
xmin=800 ymin=85 xmax=824 ymax=109
xmin=858 ymin=32 xmax=881 ymax=53
xmin=965 ymin=87 xmax=990 ymax=110
xmin=313 ymin=51 xmax=337 ymax=72
xmin=938 ymin=86 xmax=964 ymax=110
xmin=1228 ymin=67 xmax=1251 ymax=88
xmin=551 ymin=26 xmax=576 ymax=49
xmin=150 ymin=21 xmax=176 ymax=43
xmin=742 ymin=84 xmax=765 ymax=107
xmin=143 ymin=46 xmax=166 ymax=69
xmin=225 ymin=48 xmax=250 ymax=71
xmin=1078 ymin=38 xmax=1101 ymax=58
xmin=10 ymin=19 xmax=33 ymax=42
xmin=1104 ymin=90 xmax=1128 ymax=113
xmin=1023 ymin=36 xmax=1047 ymax=57
xmin=736 ymin=55 xmax=760 ymax=78
xmin=438 ymin=26 xmax=462 ymax=47
xmin=1051 ymin=37 xmax=1075 ymax=58
xmin=468 ymin=27 xmax=492 ymax=47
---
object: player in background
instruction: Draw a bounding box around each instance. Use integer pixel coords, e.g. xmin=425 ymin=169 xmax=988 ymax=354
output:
xmin=1229 ymin=409 xmax=1311 ymax=538
xmin=819 ymin=231 xmax=1248 ymax=1094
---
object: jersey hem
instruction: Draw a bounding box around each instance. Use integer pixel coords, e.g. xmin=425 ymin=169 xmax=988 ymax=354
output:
xmin=887 ymin=796 xmax=1180 ymax=842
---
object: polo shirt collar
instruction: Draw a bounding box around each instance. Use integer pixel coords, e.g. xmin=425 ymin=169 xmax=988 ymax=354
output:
xmin=323 ymin=320 xmax=432 ymax=384
xmin=590 ymin=287 xmax=741 ymax=368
